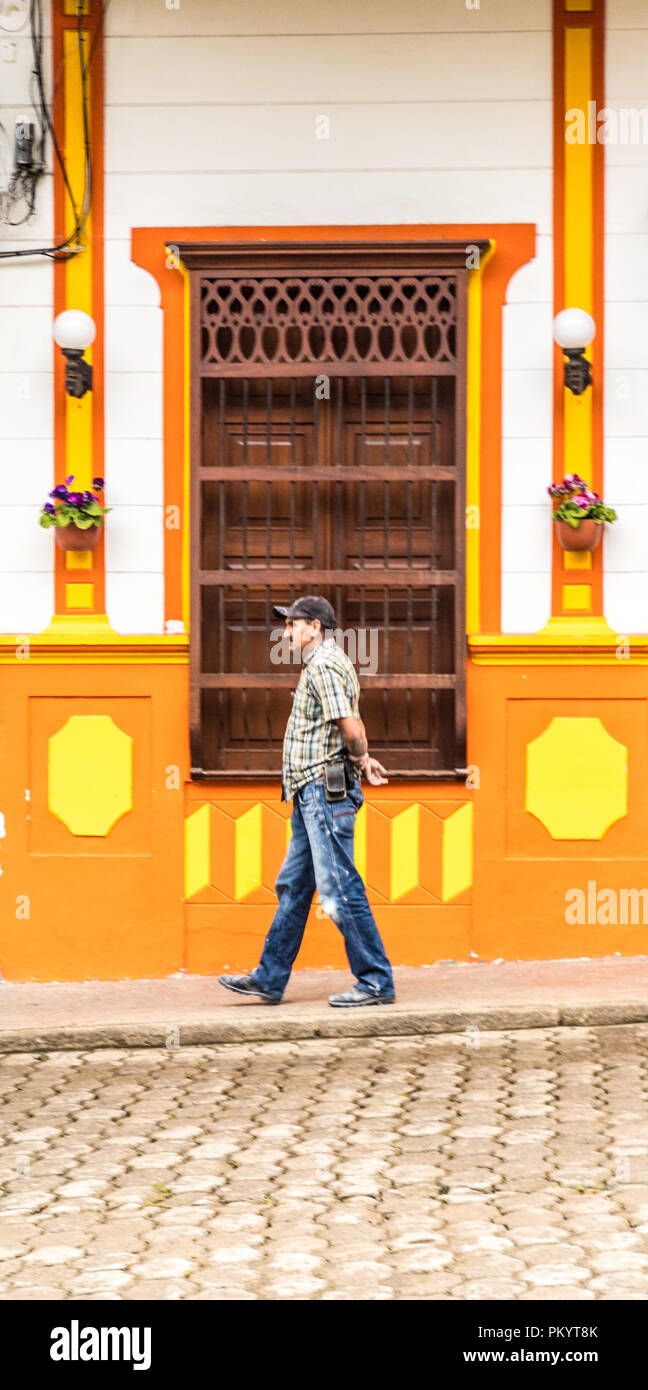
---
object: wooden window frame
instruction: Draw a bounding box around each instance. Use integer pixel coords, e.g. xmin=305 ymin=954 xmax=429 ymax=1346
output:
xmin=178 ymin=239 xmax=487 ymax=781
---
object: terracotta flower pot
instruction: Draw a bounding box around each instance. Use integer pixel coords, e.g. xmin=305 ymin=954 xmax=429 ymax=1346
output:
xmin=54 ymin=522 xmax=102 ymax=552
xmin=555 ymin=517 xmax=603 ymax=552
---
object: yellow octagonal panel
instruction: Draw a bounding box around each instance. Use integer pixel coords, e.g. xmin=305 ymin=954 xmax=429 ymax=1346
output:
xmin=526 ymin=716 xmax=627 ymax=840
xmin=49 ymin=715 xmax=133 ymax=836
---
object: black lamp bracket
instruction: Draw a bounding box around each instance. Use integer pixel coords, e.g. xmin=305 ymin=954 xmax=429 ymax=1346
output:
xmin=563 ymin=348 xmax=592 ymax=396
xmin=61 ymin=348 xmax=93 ymax=399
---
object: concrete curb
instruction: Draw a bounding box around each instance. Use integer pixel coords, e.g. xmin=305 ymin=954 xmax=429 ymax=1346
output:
xmin=1 ymin=1000 xmax=648 ymax=1051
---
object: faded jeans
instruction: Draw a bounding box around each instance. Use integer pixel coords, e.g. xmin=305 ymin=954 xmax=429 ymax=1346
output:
xmin=254 ymin=778 xmax=394 ymax=1000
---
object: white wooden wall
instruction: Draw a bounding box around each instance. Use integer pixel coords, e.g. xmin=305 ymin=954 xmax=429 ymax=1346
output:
xmin=103 ymin=0 xmax=553 ymax=634
xmin=20 ymin=1 xmax=648 ymax=641
xmin=0 ymin=1 xmax=54 ymax=632
xmin=604 ymin=0 xmax=648 ymax=634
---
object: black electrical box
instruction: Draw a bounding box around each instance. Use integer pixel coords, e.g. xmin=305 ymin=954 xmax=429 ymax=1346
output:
xmin=15 ymin=118 xmax=35 ymax=169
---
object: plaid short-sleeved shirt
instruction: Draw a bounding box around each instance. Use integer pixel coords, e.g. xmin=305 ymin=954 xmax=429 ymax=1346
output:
xmin=281 ymin=637 xmax=361 ymax=800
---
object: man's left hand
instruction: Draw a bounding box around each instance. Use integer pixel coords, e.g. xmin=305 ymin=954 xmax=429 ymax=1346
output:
xmin=361 ymin=755 xmax=389 ymax=785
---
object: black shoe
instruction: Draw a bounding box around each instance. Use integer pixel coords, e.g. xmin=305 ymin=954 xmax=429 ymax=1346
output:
xmin=328 ymin=985 xmax=396 ymax=1008
xmin=218 ymin=974 xmax=282 ymax=1005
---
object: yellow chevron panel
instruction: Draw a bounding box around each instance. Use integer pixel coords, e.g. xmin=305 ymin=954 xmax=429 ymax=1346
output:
xmin=390 ymin=804 xmax=420 ymax=901
xmin=184 ymin=803 xmax=211 ymax=899
xmin=354 ymin=801 xmax=367 ymax=881
xmin=235 ymin=804 xmax=263 ymax=900
xmin=442 ymin=803 xmax=474 ymax=902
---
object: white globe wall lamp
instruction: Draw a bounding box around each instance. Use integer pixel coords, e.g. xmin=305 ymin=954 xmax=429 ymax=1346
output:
xmin=53 ymin=309 xmax=96 ymax=399
xmin=553 ymin=307 xmax=596 ymax=396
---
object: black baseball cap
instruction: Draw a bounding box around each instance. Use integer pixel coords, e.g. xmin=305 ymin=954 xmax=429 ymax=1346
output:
xmin=272 ymin=595 xmax=336 ymax=628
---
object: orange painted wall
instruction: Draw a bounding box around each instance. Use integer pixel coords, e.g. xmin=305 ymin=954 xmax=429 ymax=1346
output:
xmin=0 ymin=660 xmax=188 ymax=982
xmin=184 ymin=780 xmax=472 ymax=975
xmin=469 ymin=656 xmax=648 ymax=960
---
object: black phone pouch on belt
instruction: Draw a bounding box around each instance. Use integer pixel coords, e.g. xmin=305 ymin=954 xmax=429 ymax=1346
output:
xmin=324 ymin=761 xmax=347 ymax=802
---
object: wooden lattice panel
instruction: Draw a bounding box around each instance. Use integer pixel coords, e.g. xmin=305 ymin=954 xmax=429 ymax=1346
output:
xmin=199 ymin=275 xmax=458 ymax=376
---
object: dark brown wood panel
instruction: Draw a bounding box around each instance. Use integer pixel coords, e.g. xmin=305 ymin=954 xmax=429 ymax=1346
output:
xmin=185 ymin=242 xmax=470 ymax=779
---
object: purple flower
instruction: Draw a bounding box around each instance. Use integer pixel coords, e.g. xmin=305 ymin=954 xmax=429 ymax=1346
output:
xmin=92 ymin=476 xmax=104 ymax=490
xmin=68 ymin=492 xmax=83 ymax=506
xmin=65 ymin=474 xmax=75 ymax=485
xmin=43 ymin=502 xmax=56 ymax=515
xmin=52 ymin=483 xmax=69 ymax=498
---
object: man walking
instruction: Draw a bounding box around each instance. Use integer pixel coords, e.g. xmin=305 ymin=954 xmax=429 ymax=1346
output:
xmin=218 ymin=596 xmax=395 ymax=1007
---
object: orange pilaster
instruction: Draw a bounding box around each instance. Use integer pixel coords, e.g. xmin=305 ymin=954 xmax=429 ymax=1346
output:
xmin=552 ymin=0 xmax=605 ymax=617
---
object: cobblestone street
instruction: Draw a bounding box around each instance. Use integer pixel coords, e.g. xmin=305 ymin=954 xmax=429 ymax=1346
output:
xmin=2 ymin=1023 xmax=648 ymax=1301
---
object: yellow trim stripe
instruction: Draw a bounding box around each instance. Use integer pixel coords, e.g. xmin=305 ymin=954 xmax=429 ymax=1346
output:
xmin=563 ymin=26 xmax=593 ymax=531
xmin=182 ymin=261 xmax=191 ymax=635
xmin=465 ymin=242 xmax=495 ymax=635
xmin=63 ymin=27 xmax=93 ymax=500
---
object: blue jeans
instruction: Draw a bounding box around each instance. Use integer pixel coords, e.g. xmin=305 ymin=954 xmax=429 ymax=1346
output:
xmin=254 ymin=779 xmax=394 ymax=1000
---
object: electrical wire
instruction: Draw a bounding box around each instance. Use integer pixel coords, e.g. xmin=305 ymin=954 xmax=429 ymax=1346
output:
xmin=0 ymin=0 xmax=110 ymax=259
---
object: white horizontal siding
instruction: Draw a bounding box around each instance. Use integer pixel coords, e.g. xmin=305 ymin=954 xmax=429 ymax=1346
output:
xmin=505 ymin=235 xmax=552 ymax=303
xmin=608 ymin=1 xmax=648 ymax=26
xmin=605 ymin=575 xmax=648 ymax=633
xmin=604 ymin=23 xmax=648 ymax=631
xmin=0 ymin=307 xmax=53 ymax=373
xmin=106 ymin=0 xmax=552 ymax=38
xmin=501 ymin=573 xmax=551 ymax=634
xmin=105 ymin=34 xmax=551 ymax=105
xmin=0 ymin=506 xmax=52 ymax=571
xmin=0 ymin=572 xmax=53 ymax=635
xmin=0 ymin=5 xmax=54 ymax=633
xmin=106 ymin=573 xmax=164 ymax=633
xmin=105 ymin=102 xmax=551 ymax=173
xmin=104 ymin=372 xmax=163 ymax=440
xmin=104 ymin=241 xmax=161 ymax=306
xmin=103 ymin=0 xmax=552 ymax=633
xmin=104 ymin=169 xmax=553 ymax=240
xmin=104 ymin=439 xmax=165 ymax=506
xmin=607 ymin=32 xmax=648 ymax=93
xmin=104 ymin=307 xmax=163 ymax=373
xmin=104 ymin=505 xmax=165 ymax=573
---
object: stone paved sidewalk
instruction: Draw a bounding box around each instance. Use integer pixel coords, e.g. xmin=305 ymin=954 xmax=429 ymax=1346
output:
xmin=1 ymin=1023 xmax=648 ymax=1300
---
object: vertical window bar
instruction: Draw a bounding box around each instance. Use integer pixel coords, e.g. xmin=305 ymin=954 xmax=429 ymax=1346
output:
xmin=312 ymin=387 xmax=319 ymax=570
xmin=382 ymin=378 xmax=390 ymax=751
xmin=359 ymin=375 xmax=367 ymax=645
xmin=289 ymin=377 xmax=296 ymax=571
xmin=241 ymin=378 xmax=250 ymax=769
xmin=335 ymin=376 xmax=344 ymax=628
xmin=218 ymin=378 xmax=226 ymax=676
xmin=406 ymin=376 xmax=414 ymax=769
xmin=265 ymin=378 xmax=273 ymax=761
xmin=430 ymin=377 xmax=438 ymax=679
